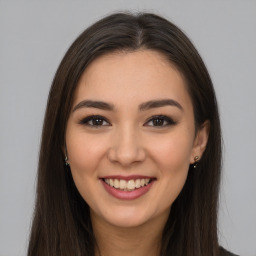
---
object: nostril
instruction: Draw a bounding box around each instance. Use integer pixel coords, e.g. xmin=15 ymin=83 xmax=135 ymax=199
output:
xmin=107 ymin=145 xmax=146 ymax=166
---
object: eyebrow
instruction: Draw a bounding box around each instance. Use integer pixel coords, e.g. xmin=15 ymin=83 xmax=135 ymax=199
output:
xmin=139 ymin=99 xmax=183 ymax=111
xmin=73 ymin=100 xmax=115 ymax=112
xmin=72 ymin=98 xmax=183 ymax=112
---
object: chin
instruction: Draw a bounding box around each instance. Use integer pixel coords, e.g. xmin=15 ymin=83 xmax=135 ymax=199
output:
xmin=95 ymin=207 xmax=153 ymax=228
xmin=107 ymin=215 xmax=149 ymax=228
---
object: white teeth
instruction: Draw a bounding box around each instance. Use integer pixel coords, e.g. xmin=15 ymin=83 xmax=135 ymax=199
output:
xmin=114 ymin=179 xmax=119 ymax=188
xmin=120 ymin=179 xmax=126 ymax=189
xmin=127 ymin=180 xmax=135 ymax=190
xmin=135 ymin=179 xmax=140 ymax=188
xmin=104 ymin=178 xmax=151 ymax=191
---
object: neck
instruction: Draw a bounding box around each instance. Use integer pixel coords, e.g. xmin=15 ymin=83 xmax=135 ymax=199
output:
xmin=91 ymin=210 xmax=169 ymax=256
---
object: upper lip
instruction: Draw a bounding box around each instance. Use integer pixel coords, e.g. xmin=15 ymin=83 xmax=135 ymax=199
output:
xmin=100 ymin=175 xmax=156 ymax=180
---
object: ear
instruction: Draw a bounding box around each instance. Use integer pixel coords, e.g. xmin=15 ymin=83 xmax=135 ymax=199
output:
xmin=62 ymin=142 xmax=68 ymax=159
xmin=190 ymin=120 xmax=210 ymax=164
xmin=61 ymin=145 xmax=66 ymax=156
xmin=62 ymin=143 xmax=69 ymax=166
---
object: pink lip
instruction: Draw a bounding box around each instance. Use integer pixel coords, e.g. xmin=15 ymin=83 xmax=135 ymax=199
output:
xmin=100 ymin=177 xmax=156 ymax=200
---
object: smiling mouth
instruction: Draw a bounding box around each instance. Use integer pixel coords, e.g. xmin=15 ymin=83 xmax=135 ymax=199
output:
xmin=102 ymin=178 xmax=154 ymax=191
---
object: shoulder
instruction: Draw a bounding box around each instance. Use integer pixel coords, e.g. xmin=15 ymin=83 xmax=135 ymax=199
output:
xmin=220 ymin=246 xmax=239 ymax=256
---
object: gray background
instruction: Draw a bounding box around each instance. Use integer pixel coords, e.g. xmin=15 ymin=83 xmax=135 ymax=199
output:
xmin=0 ymin=1 xmax=255 ymax=256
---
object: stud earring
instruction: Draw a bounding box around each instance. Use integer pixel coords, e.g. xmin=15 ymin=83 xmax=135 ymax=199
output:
xmin=64 ymin=155 xmax=69 ymax=166
xmin=193 ymin=156 xmax=200 ymax=169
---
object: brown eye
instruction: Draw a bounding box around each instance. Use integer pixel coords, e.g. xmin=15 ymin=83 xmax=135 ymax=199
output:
xmin=91 ymin=117 xmax=104 ymax=126
xmin=152 ymin=119 xmax=165 ymax=126
xmin=145 ymin=115 xmax=176 ymax=127
xmin=79 ymin=115 xmax=110 ymax=127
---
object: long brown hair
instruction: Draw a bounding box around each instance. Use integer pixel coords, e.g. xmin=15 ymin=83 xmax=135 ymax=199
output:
xmin=28 ymin=12 xmax=222 ymax=256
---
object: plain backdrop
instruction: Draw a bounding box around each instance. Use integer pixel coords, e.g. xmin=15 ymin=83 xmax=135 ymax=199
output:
xmin=0 ymin=1 xmax=255 ymax=256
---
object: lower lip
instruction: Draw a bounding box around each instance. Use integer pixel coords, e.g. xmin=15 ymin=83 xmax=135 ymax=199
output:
xmin=100 ymin=179 xmax=155 ymax=200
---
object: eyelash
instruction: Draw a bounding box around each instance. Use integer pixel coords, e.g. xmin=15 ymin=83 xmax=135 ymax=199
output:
xmin=79 ymin=115 xmax=111 ymax=127
xmin=79 ymin=115 xmax=176 ymax=128
xmin=145 ymin=115 xmax=176 ymax=127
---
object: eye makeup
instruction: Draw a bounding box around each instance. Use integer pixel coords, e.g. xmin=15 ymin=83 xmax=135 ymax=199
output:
xmin=78 ymin=115 xmax=111 ymax=127
xmin=78 ymin=113 xmax=177 ymax=129
xmin=144 ymin=115 xmax=177 ymax=127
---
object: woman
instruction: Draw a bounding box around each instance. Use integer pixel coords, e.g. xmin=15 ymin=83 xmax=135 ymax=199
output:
xmin=28 ymin=12 xmax=238 ymax=256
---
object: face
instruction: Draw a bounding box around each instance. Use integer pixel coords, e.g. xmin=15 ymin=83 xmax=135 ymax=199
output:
xmin=65 ymin=50 xmax=208 ymax=228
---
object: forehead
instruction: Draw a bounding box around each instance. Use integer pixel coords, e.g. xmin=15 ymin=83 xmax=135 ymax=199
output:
xmin=73 ymin=50 xmax=192 ymax=109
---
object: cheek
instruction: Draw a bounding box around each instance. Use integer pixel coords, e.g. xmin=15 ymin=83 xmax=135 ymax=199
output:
xmin=148 ymin=134 xmax=193 ymax=210
xmin=65 ymin=132 xmax=107 ymax=206
xmin=66 ymin=132 xmax=107 ymax=177
xmin=149 ymin=132 xmax=194 ymax=171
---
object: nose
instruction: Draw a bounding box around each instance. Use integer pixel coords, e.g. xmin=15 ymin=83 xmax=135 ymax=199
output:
xmin=107 ymin=126 xmax=146 ymax=167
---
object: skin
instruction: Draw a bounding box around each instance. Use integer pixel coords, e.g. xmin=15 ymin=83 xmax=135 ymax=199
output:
xmin=65 ymin=50 xmax=209 ymax=256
